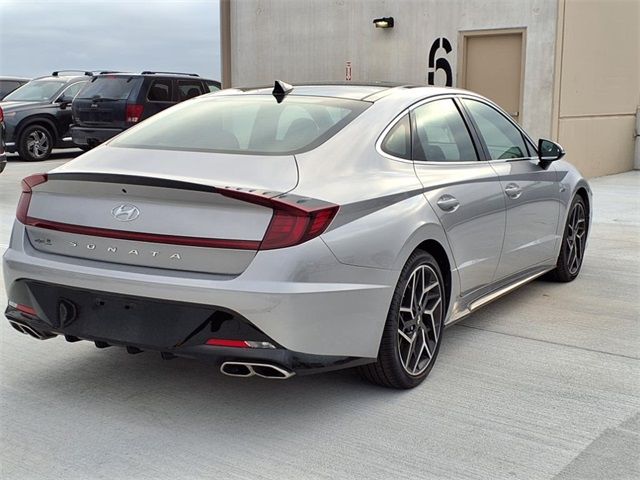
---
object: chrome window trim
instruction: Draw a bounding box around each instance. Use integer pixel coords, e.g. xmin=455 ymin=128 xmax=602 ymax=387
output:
xmin=376 ymin=108 xmax=413 ymax=164
xmin=55 ymin=81 xmax=88 ymax=102
xmin=457 ymin=94 xmax=539 ymax=160
xmin=377 ymin=94 xmax=485 ymax=166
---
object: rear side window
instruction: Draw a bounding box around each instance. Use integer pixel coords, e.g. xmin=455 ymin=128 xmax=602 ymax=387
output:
xmin=462 ymin=99 xmax=528 ymax=160
xmin=0 ymin=80 xmax=22 ymax=98
xmin=78 ymin=76 xmax=141 ymax=100
xmin=177 ymin=80 xmax=204 ymax=101
xmin=110 ymin=95 xmax=370 ymax=154
xmin=147 ymin=79 xmax=173 ymax=102
xmin=205 ymin=80 xmax=221 ymax=92
xmin=381 ymin=114 xmax=411 ymax=160
xmin=412 ymin=99 xmax=478 ymax=162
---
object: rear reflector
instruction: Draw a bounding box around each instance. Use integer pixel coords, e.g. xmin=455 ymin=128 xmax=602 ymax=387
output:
xmin=206 ymin=339 xmax=249 ymax=348
xmin=206 ymin=338 xmax=276 ymax=349
xmin=8 ymin=301 xmax=37 ymax=317
xmin=126 ymin=104 xmax=144 ymax=123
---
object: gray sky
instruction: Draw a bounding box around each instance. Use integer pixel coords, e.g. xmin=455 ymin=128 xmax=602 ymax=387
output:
xmin=0 ymin=0 xmax=220 ymax=80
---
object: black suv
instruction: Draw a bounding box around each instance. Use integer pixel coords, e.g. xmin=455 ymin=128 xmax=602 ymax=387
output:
xmin=0 ymin=71 xmax=93 ymax=161
xmin=71 ymin=71 xmax=220 ymax=149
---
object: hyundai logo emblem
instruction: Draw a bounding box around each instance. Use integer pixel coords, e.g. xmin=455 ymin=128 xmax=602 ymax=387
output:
xmin=111 ymin=204 xmax=140 ymax=222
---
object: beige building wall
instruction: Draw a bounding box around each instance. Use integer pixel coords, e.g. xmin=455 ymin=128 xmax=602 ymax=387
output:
xmin=228 ymin=0 xmax=559 ymax=141
xmin=553 ymin=0 xmax=640 ymax=178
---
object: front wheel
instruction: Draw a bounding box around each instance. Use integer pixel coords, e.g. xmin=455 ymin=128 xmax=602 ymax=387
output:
xmin=359 ymin=250 xmax=445 ymax=389
xmin=18 ymin=125 xmax=53 ymax=161
xmin=547 ymin=195 xmax=588 ymax=282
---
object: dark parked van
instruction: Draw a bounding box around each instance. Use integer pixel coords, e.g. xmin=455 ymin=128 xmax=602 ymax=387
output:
xmin=71 ymin=71 xmax=220 ymax=148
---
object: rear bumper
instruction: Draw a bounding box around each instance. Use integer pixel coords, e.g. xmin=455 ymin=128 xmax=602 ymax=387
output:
xmin=5 ymin=280 xmax=370 ymax=374
xmin=0 ymin=153 xmax=5 ymax=173
xmin=3 ymin=222 xmax=397 ymax=360
xmin=71 ymin=126 xmax=124 ymax=146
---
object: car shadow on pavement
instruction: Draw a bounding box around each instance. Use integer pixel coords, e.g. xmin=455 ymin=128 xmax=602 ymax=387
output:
xmin=21 ymin=342 xmax=409 ymax=427
xmin=5 ymin=149 xmax=82 ymax=162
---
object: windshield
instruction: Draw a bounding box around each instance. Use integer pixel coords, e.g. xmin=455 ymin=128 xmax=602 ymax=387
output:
xmin=78 ymin=76 xmax=142 ymax=100
xmin=3 ymin=80 xmax=66 ymax=102
xmin=110 ymin=95 xmax=369 ymax=154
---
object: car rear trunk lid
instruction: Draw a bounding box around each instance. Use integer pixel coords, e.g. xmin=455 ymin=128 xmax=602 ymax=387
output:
xmin=22 ymin=147 xmax=300 ymax=275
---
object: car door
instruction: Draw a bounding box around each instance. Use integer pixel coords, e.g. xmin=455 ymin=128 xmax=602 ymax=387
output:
xmin=410 ymin=97 xmax=506 ymax=297
xmin=54 ymin=81 xmax=88 ymax=138
xmin=144 ymin=78 xmax=175 ymax=119
xmin=177 ymin=79 xmax=205 ymax=101
xmin=461 ymin=98 xmax=560 ymax=280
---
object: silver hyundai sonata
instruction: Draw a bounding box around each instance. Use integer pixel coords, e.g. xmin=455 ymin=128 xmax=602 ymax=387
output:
xmin=3 ymin=82 xmax=591 ymax=388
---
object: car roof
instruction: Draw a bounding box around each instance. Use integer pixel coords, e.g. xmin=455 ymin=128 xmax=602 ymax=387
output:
xmin=217 ymin=82 xmax=472 ymax=102
xmin=32 ymin=75 xmax=89 ymax=83
xmin=0 ymin=76 xmax=30 ymax=81
xmin=90 ymin=72 xmax=219 ymax=81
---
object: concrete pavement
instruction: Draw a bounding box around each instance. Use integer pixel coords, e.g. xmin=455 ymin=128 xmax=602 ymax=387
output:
xmin=1 ymin=155 xmax=638 ymax=480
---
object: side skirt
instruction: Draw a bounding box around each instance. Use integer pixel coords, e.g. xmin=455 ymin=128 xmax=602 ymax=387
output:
xmin=445 ymin=265 xmax=554 ymax=327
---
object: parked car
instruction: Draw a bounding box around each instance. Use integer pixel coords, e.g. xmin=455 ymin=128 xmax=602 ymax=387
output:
xmin=3 ymin=83 xmax=591 ymax=388
xmin=0 ymin=71 xmax=92 ymax=161
xmin=70 ymin=71 xmax=221 ymax=149
xmin=0 ymin=107 xmax=5 ymax=173
xmin=0 ymin=76 xmax=30 ymax=100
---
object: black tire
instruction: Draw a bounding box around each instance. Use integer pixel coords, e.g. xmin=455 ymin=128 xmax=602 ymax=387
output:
xmin=547 ymin=195 xmax=588 ymax=282
xmin=359 ymin=250 xmax=446 ymax=389
xmin=18 ymin=124 xmax=54 ymax=161
xmin=79 ymin=145 xmax=93 ymax=152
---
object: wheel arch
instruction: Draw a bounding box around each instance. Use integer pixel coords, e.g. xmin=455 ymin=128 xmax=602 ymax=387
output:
xmin=414 ymin=239 xmax=452 ymax=313
xmin=16 ymin=115 xmax=60 ymax=144
xmin=392 ymin=223 xmax=457 ymax=316
xmin=575 ymin=186 xmax=590 ymax=222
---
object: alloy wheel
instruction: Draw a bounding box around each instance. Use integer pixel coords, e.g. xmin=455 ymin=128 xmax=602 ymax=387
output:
xmin=397 ymin=264 xmax=443 ymax=376
xmin=26 ymin=129 xmax=50 ymax=160
xmin=565 ymin=202 xmax=587 ymax=275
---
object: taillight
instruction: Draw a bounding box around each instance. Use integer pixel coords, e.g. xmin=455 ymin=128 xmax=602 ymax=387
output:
xmin=219 ymin=189 xmax=339 ymax=250
xmin=126 ymin=104 xmax=144 ymax=123
xmin=0 ymin=106 xmax=4 ymax=123
xmin=16 ymin=173 xmax=48 ymax=224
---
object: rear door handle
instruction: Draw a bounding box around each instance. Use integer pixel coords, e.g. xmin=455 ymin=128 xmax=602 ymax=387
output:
xmin=504 ymin=183 xmax=522 ymax=199
xmin=436 ymin=194 xmax=460 ymax=212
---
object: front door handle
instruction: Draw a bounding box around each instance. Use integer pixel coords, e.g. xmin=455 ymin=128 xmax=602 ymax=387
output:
xmin=504 ymin=183 xmax=522 ymax=199
xmin=436 ymin=194 xmax=460 ymax=212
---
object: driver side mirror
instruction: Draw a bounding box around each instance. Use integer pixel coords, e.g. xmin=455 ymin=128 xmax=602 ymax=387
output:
xmin=57 ymin=95 xmax=72 ymax=109
xmin=538 ymin=138 xmax=565 ymax=163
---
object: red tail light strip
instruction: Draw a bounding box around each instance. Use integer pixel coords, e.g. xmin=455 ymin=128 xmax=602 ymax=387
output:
xmin=17 ymin=174 xmax=339 ymax=251
xmin=24 ymin=217 xmax=261 ymax=250
xmin=205 ymin=338 xmax=249 ymax=348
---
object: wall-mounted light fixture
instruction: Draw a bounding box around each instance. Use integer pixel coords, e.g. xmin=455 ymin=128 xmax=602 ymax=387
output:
xmin=373 ymin=17 xmax=394 ymax=29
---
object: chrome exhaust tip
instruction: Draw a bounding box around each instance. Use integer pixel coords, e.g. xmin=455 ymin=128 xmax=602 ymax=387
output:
xmin=8 ymin=320 xmax=56 ymax=340
xmin=220 ymin=361 xmax=295 ymax=379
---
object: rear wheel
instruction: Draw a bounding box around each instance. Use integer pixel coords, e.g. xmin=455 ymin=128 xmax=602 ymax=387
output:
xmin=547 ymin=195 xmax=588 ymax=282
xmin=359 ymin=250 xmax=445 ymax=389
xmin=18 ymin=125 xmax=53 ymax=161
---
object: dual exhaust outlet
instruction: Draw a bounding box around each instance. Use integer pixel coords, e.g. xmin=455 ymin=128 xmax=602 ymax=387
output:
xmin=220 ymin=361 xmax=295 ymax=380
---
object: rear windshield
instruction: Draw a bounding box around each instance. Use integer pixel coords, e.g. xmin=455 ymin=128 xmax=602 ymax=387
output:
xmin=110 ymin=95 xmax=369 ymax=154
xmin=78 ymin=76 xmax=142 ymax=100
xmin=3 ymin=80 xmax=65 ymax=102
